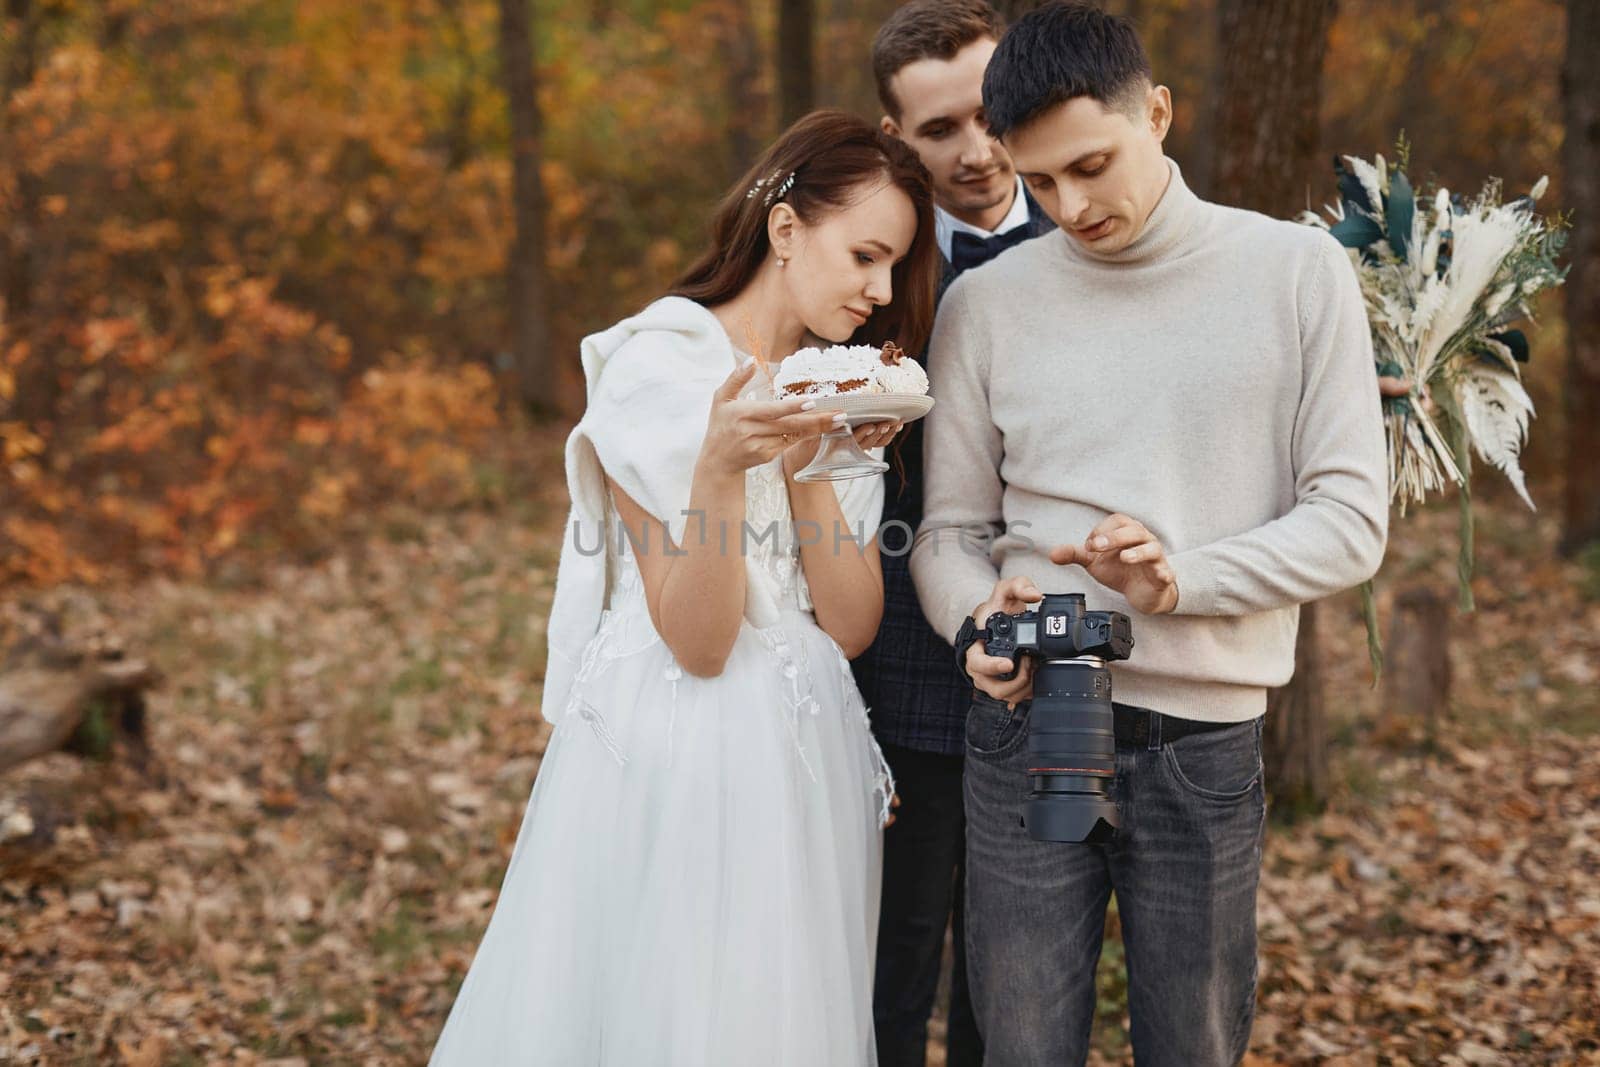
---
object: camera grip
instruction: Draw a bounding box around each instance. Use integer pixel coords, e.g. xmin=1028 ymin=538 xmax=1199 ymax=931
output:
xmin=982 ymin=610 xmax=1020 ymax=681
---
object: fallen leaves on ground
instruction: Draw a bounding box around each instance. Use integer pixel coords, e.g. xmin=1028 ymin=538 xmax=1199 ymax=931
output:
xmin=2 ymin=436 xmax=1597 ymax=1065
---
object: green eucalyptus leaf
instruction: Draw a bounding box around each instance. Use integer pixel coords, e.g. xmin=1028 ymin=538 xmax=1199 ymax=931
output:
xmin=1330 ymin=212 xmax=1383 ymax=250
xmin=1385 ymin=170 xmax=1414 ymax=261
xmin=1489 ymin=328 xmax=1529 ymax=364
xmin=1333 ymin=155 xmax=1374 ymax=214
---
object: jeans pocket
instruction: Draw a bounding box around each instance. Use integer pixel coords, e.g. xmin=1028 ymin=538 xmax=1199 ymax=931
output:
xmin=965 ymin=692 xmax=1029 ymax=759
xmin=1162 ymin=718 xmax=1263 ymax=802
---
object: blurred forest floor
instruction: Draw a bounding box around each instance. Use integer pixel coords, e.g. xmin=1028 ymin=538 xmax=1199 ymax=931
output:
xmin=1 ymin=422 xmax=1597 ymax=1066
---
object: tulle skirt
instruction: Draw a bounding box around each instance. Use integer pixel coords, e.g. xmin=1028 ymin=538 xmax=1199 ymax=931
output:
xmin=429 ymin=601 xmax=892 ymax=1066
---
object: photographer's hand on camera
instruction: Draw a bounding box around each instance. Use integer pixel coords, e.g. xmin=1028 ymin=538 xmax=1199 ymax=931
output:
xmin=966 ymin=576 xmax=1043 ymax=707
xmin=1049 ymin=513 xmax=1179 ymax=616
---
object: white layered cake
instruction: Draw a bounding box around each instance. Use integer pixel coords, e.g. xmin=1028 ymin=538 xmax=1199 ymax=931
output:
xmin=770 ymin=342 xmax=929 ymax=398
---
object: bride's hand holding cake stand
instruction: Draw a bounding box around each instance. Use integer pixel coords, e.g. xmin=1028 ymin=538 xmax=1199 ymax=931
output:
xmin=697 ymin=361 xmax=848 ymax=479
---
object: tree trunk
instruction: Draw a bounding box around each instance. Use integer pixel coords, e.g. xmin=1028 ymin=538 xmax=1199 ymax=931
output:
xmin=1261 ymin=600 xmax=1327 ymax=816
xmin=1210 ymin=0 xmax=1337 ymax=216
xmin=1 ymin=0 xmax=42 ymax=320
xmin=777 ymin=0 xmax=814 ymax=128
xmin=716 ymin=0 xmax=765 ymax=183
xmin=496 ymin=0 xmax=556 ymax=415
xmin=1562 ymin=0 xmax=1600 ymax=554
xmin=1379 ymin=586 xmax=1451 ymax=747
xmin=1208 ymin=0 xmax=1340 ymax=814
xmin=439 ymin=0 xmax=477 ymax=172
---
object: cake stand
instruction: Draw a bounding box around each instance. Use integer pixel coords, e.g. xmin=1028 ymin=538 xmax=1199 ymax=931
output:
xmin=793 ymin=394 xmax=936 ymax=483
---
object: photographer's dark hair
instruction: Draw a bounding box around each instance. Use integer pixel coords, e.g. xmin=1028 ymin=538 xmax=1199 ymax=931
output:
xmin=670 ymin=109 xmax=941 ymax=357
xmin=982 ymin=1 xmax=1152 ymax=139
xmin=871 ymin=0 xmax=1006 ymax=120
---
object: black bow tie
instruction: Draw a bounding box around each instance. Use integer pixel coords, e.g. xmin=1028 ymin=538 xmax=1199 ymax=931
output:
xmin=949 ymin=225 xmax=1032 ymax=272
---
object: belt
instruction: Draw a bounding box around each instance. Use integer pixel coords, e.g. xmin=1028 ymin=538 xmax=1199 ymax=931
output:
xmin=1112 ymin=702 xmax=1251 ymax=747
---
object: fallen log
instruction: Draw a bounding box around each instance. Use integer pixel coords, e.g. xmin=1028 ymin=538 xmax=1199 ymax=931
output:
xmin=0 ymin=616 xmax=159 ymax=775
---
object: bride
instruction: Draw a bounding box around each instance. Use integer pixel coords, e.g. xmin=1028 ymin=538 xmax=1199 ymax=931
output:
xmin=428 ymin=109 xmax=941 ymax=1066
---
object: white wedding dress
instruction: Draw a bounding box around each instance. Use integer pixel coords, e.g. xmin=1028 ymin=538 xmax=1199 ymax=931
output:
xmin=429 ymin=451 xmax=894 ymax=1066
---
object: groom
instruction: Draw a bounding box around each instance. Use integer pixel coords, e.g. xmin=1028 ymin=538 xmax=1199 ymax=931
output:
xmin=911 ymin=3 xmax=1388 ymax=1064
xmin=852 ymin=3 xmax=1053 ymax=1066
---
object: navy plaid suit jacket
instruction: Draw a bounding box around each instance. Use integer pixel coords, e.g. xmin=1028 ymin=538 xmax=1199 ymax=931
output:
xmin=850 ymin=192 xmax=1056 ymax=755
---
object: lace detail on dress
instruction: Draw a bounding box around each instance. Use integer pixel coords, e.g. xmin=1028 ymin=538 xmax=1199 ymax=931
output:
xmin=581 ymin=474 xmax=889 ymax=823
xmin=560 ymin=497 xmax=662 ymax=766
xmin=602 ymin=494 xmax=647 ymax=613
xmin=743 ymin=456 xmax=813 ymax=612
xmin=826 ymin=639 xmax=897 ymax=828
xmin=754 ymin=626 xmax=823 ymax=785
xmin=754 ymin=606 xmax=897 ymax=827
xmin=564 ymin=617 xmax=632 ymax=767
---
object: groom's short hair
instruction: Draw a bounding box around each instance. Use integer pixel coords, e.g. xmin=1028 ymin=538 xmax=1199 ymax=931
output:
xmin=872 ymin=0 xmax=1006 ymax=120
xmin=981 ymin=1 xmax=1152 ymax=139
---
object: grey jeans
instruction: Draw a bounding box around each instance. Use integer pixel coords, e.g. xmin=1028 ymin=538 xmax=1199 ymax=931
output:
xmin=962 ymin=692 xmax=1266 ymax=1067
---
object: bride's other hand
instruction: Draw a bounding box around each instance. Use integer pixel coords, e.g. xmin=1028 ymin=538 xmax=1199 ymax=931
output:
xmin=698 ymin=362 xmax=846 ymax=477
xmin=782 ymin=417 xmax=903 ymax=476
xmin=854 ymin=419 xmax=902 ymax=451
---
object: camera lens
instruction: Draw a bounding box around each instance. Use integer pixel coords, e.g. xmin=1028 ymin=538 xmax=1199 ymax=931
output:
xmin=1021 ymin=659 xmax=1120 ymax=843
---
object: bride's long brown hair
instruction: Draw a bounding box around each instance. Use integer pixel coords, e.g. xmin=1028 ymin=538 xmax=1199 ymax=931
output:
xmin=670 ymin=109 xmax=940 ymax=357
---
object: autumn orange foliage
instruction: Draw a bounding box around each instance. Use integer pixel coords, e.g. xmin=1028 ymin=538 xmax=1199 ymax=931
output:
xmin=0 ymin=0 xmax=741 ymax=586
xmin=0 ymin=0 xmax=1568 ymax=589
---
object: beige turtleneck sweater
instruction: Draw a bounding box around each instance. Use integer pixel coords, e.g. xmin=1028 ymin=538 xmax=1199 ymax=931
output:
xmin=908 ymin=160 xmax=1388 ymax=724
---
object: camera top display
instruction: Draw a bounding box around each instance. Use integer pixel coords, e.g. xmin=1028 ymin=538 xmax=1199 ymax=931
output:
xmin=982 ymin=592 xmax=1134 ymax=666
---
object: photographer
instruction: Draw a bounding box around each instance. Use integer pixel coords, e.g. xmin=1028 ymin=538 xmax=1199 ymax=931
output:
xmin=908 ymin=4 xmax=1388 ymax=1065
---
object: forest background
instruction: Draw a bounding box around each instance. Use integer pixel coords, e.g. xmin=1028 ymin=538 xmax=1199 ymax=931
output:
xmin=2 ymin=1 xmax=1597 ymax=1064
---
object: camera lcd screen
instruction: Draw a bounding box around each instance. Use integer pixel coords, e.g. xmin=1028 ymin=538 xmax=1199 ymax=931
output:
xmin=1016 ymin=620 xmax=1037 ymax=645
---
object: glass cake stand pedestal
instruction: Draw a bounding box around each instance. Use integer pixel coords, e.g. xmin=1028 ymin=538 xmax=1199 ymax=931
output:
xmin=792 ymin=394 xmax=936 ymax=483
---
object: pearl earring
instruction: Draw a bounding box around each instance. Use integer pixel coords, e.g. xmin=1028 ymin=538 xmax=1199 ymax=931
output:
xmin=777 ymin=257 xmax=787 ymax=268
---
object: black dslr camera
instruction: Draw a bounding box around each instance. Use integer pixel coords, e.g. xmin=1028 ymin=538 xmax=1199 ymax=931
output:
xmin=980 ymin=593 xmax=1133 ymax=844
